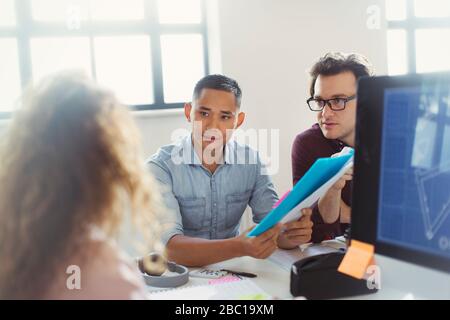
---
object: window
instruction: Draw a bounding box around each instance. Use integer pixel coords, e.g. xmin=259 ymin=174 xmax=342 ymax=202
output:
xmin=415 ymin=29 xmax=450 ymax=73
xmin=94 ymin=35 xmax=154 ymax=105
xmin=0 ymin=0 xmax=209 ymax=116
xmin=0 ymin=0 xmax=16 ymax=27
xmin=30 ymin=37 xmax=92 ymax=82
xmin=158 ymin=0 xmax=202 ymax=24
xmin=386 ymin=0 xmax=450 ymax=75
xmin=0 ymin=38 xmax=21 ymax=111
xmin=161 ymin=34 xmax=205 ymax=103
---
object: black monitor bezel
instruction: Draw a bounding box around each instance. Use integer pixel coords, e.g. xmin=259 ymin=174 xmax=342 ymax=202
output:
xmin=351 ymin=71 xmax=450 ymax=274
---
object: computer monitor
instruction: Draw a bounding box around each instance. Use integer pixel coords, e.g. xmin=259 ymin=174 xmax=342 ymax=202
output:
xmin=352 ymin=71 xmax=450 ymax=274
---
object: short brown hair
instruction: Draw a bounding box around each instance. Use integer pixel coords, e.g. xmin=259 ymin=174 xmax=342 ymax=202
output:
xmin=309 ymin=52 xmax=374 ymax=97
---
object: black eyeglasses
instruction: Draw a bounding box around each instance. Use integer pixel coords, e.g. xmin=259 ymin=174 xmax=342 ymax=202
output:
xmin=307 ymin=95 xmax=356 ymax=111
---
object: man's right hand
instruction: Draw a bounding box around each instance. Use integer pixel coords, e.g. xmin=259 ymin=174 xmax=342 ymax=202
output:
xmin=330 ymin=151 xmax=353 ymax=191
xmin=235 ymin=223 xmax=282 ymax=259
xmin=330 ymin=166 xmax=353 ymax=191
xmin=318 ymin=153 xmax=353 ymax=224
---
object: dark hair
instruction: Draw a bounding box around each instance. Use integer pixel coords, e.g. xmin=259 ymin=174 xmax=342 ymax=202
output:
xmin=193 ymin=74 xmax=242 ymax=107
xmin=309 ymin=52 xmax=373 ymax=97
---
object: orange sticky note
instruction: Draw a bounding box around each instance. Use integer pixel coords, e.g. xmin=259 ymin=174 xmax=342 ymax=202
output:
xmin=338 ymin=240 xmax=375 ymax=279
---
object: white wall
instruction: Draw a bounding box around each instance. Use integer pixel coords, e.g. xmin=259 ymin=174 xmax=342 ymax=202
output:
xmin=133 ymin=109 xmax=188 ymax=160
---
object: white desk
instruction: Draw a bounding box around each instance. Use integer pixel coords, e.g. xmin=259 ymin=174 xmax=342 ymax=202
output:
xmin=146 ymin=255 xmax=292 ymax=299
xmin=147 ymin=242 xmax=450 ymax=300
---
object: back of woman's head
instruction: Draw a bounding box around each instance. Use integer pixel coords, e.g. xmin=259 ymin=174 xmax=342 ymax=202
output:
xmin=0 ymin=73 xmax=161 ymax=299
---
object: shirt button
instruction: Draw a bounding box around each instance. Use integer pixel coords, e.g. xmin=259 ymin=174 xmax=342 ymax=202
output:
xmin=213 ymin=203 xmax=217 ymax=206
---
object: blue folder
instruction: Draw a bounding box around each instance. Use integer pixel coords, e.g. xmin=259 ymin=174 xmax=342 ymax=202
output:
xmin=247 ymin=149 xmax=354 ymax=237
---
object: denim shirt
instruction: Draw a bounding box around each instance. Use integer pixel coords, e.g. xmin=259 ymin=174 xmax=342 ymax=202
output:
xmin=147 ymin=134 xmax=279 ymax=245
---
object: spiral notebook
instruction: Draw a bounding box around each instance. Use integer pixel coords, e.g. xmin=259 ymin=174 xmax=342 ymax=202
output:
xmin=148 ymin=279 xmax=271 ymax=300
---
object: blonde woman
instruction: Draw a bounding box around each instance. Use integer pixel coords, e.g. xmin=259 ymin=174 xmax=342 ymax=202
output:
xmin=0 ymin=73 xmax=163 ymax=299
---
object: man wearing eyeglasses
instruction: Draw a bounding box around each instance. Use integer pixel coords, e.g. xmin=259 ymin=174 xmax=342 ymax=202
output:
xmin=292 ymin=52 xmax=373 ymax=243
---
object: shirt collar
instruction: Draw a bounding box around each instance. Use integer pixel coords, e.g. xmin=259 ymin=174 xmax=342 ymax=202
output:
xmin=180 ymin=134 xmax=201 ymax=165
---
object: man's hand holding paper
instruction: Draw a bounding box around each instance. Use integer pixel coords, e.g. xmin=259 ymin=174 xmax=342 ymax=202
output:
xmin=238 ymin=223 xmax=282 ymax=259
xmin=277 ymin=208 xmax=314 ymax=249
xmin=319 ymin=148 xmax=354 ymax=224
xmin=247 ymin=149 xmax=354 ymax=238
xmin=330 ymin=165 xmax=353 ymax=191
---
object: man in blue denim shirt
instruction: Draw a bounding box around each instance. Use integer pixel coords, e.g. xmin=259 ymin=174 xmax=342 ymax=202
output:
xmin=148 ymin=75 xmax=313 ymax=267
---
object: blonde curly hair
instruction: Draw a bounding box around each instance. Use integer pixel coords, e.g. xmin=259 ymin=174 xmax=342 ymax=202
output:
xmin=0 ymin=73 xmax=164 ymax=299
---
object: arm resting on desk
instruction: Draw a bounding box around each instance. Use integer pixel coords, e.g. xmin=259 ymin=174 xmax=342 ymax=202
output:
xmin=166 ymin=235 xmax=244 ymax=267
xmin=166 ymin=225 xmax=281 ymax=267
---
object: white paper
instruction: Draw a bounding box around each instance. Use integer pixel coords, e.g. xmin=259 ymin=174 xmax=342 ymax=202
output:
xmin=148 ymin=279 xmax=270 ymax=300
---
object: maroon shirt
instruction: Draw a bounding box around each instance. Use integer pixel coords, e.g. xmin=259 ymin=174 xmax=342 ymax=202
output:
xmin=291 ymin=123 xmax=351 ymax=243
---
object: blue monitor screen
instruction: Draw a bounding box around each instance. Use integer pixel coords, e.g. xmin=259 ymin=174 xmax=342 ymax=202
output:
xmin=377 ymin=85 xmax=450 ymax=260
